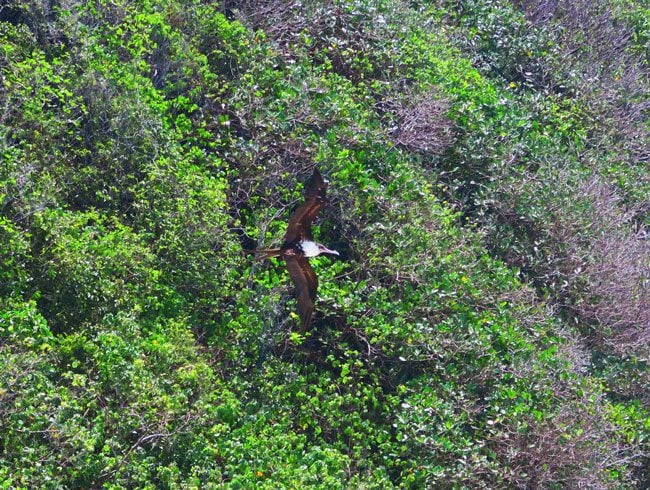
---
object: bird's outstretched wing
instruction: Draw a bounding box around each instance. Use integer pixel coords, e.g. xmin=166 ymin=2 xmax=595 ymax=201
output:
xmin=283 ymin=168 xmax=328 ymax=244
xmin=285 ymin=255 xmax=318 ymax=331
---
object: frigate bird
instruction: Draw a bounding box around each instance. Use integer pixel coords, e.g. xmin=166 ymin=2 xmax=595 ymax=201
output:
xmin=250 ymin=168 xmax=339 ymax=330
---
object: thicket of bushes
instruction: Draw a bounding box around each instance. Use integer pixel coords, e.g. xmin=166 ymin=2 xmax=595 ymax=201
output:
xmin=444 ymin=0 xmax=649 ymax=400
xmin=1 ymin=0 xmax=648 ymax=487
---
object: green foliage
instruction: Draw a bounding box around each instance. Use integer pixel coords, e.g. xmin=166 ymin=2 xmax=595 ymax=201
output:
xmin=0 ymin=298 xmax=53 ymax=351
xmin=0 ymin=0 xmax=647 ymax=488
xmin=623 ymin=5 xmax=650 ymax=58
xmin=0 ymin=218 xmax=30 ymax=296
xmin=30 ymin=209 xmax=158 ymax=332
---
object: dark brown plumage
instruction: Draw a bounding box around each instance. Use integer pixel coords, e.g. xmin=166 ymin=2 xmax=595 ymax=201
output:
xmin=249 ymin=168 xmax=338 ymax=330
xmin=285 ymin=255 xmax=318 ymax=331
xmin=282 ymin=167 xmax=328 ymax=244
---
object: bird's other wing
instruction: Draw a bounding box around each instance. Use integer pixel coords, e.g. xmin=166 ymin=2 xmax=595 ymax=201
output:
xmin=283 ymin=168 xmax=328 ymax=244
xmin=285 ymin=255 xmax=318 ymax=331
xmin=303 ymin=167 xmax=326 ymax=199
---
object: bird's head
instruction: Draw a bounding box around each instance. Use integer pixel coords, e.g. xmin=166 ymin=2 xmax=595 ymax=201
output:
xmin=301 ymin=240 xmax=339 ymax=258
xmin=317 ymin=244 xmax=339 ymax=257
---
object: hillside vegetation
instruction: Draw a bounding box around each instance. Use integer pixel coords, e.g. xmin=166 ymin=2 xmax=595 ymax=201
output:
xmin=1 ymin=0 xmax=648 ymax=487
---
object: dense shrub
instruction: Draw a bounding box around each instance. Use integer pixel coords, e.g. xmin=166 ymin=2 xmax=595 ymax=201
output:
xmin=514 ymin=0 xmax=650 ymax=197
xmin=485 ymin=166 xmax=649 ymax=338
xmin=386 ymin=87 xmax=455 ymax=156
xmin=445 ymin=0 xmax=648 ymax=412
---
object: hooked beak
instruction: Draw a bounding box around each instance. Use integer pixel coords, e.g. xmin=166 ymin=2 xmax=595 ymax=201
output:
xmin=323 ymin=247 xmax=339 ymax=256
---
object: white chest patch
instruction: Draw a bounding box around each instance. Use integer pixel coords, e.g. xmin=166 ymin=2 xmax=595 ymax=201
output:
xmin=300 ymin=240 xmax=321 ymax=257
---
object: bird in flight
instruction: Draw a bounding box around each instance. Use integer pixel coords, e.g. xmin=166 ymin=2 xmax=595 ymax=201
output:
xmin=250 ymin=168 xmax=339 ymax=330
